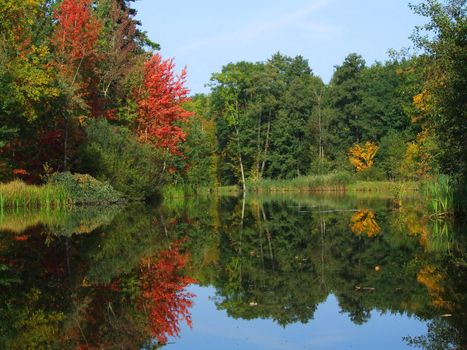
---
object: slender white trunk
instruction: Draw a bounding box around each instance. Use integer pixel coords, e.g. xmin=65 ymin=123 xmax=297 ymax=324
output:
xmin=260 ymin=111 xmax=271 ymax=178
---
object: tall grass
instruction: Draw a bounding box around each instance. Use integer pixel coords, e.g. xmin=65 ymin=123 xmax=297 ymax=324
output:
xmin=423 ymin=175 xmax=454 ymax=217
xmin=162 ymin=184 xmax=197 ymax=199
xmin=0 ymin=180 xmax=70 ymax=210
xmin=247 ymin=172 xmax=354 ymax=192
xmin=162 ymin=184 xmax=237 ymax=199
xmin=348 ymin=180 xmax=419 ymax=193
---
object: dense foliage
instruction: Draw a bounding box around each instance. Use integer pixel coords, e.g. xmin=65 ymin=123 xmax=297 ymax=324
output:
xmin=0 ymin=0 xmax=191 ymax=199
xmin=0 ymin=0 xmax=465 ymax=206
xmin=176 ymin=0 xmax=465 ymax=204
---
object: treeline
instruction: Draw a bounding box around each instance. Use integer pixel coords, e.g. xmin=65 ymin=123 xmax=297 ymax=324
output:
xmin=180 ymin=0 xmax=465 ymax=193
xmin=0 ymin=0 xmax=192 ymax=199
xmin=0 ymin=0 xmax=465 ymax=200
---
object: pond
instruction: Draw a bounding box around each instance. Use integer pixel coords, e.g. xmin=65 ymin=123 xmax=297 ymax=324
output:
xmin=0 ymin=193 xmax=465 ymax=349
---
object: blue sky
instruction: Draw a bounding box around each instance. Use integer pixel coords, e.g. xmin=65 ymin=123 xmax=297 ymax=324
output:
xmin=133 ymin=0 xmax=427 ymax=94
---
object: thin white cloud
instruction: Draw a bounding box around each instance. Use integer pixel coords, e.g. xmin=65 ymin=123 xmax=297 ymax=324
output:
xmin=174 ymin=0 xmax=338 ymax=55
xmin=300 ymin=20 xmax=342 ymax=36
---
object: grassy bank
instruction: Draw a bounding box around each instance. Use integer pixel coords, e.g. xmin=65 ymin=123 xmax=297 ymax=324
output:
xmin=0 ymin=180 xmax=69 ymax=210
xmin=163 ymin=173 xmax=421 ymax=199
xmin=347 ymin=180 xmax=419 ymax=194
xmin=247 ymin=172 xmax=353 ymax=192
xmin=242 ymin=173 xmax=422 ymax=196
xmin=201 ymin=174 xmax=423 ymax=203
xmin=162 ymin=184 xmax=241 ymax=199
xmin=0 ymin=173 xmax=125 ymax=210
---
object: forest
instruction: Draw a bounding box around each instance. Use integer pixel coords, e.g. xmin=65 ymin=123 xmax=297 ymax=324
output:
xmin=0 ymin=0 xmax=466 ymax=211
xmin=0 ymin=1 xmax=466 ymax=348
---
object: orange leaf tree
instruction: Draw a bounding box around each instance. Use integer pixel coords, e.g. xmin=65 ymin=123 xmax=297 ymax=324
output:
xmin=348 ymin=141 xmax=379 ymax=171
xmin=52 ymin=0 xmax=101 ymax=77
xmin=139 ymin=241 xmax=196 ymax=344
xmin=136 ymin=54 xmax=193 ymax=157
xmin=349 ymin=209 xmax=381 ymax=238
xmin=51 ymin=0 xmax=102 ymax=170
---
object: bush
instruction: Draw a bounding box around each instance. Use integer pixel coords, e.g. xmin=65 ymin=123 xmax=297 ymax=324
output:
xmin=377 ymin=131 xmax=410 ymax=180
xmin=355 ymin=166 xmax=386 ymax=181
xmin=80 ymin=119 xmax=166 ymax=199
xmin=48 ymin=172 xmax=124 ymax=204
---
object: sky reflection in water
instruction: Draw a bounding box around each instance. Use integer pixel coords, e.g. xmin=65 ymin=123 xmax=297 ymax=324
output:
xmin=169 ymin=285 xmax=427 ymax=350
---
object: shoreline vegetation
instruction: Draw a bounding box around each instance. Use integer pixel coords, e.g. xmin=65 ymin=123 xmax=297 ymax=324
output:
xmin=162 ymin=172 xmax=422 ymax=198
xmin=0 ymin=0 xmax=465 ymax=220
xmin=0 ymin=173 xmax=126 ymax=211
xmin=162 ymin=173 xmax=461 ymax=218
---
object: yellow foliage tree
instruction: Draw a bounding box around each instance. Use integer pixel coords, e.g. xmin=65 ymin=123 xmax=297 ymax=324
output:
xmin=348 ymin=141 xmax=379 ymax=171
xmin=349 ymin=210 xmax=381 ymax=238
xmin=400 ymin=129 xmax=438 ymax=179
xmin=417 ymin=265 xmax=451 ymax=311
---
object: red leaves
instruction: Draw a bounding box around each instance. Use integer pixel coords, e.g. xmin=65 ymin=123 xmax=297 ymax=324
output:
xmin=139 ymin=241 xmax=196 ymax=344
xmin=52 ymin=0 xmax=101 ymax=65
xmin=12 ymin=168 xmax=29 ymax=176
xmin=136 ymin=54 xmax=193 ymax=156
xmin=12 ymin=235 xmax=30 ymax=241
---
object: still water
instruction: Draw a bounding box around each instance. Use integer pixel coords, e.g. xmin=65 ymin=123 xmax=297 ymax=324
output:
xmin=0 ymin=193 xmax=465 ymax=349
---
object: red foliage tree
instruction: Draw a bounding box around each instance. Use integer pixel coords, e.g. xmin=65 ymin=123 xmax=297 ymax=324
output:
xmin=52 ymin=0 xmax=101 ymax=74
xmin=136 ymin=54 xmax=193 ymax=156
xmin=51 ymin=0 xmax=102 ymax=170
xmin=139 ymin=241 xmax=196 ymax=344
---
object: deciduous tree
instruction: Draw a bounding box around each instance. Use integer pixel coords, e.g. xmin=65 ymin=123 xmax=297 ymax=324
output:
xmin=136 ymin=54 xmax=192 ymax=157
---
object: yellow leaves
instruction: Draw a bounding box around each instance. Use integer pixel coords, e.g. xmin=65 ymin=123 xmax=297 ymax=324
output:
xmin=417 ymin=265 xmax=452 ymax=311
xmin=8 ymin=43 xmax=59 ymax=121
xmin=412 ymin=89 xmax=434 ymax=123
xmin=0 ymin=0 xmax=42 ymax=32
xmin=400 ymin=129 xmax=438 ymax=179
xmin=348 ymin=141 xmax=379 ymax=171
xmin=349 ymin=209 xmax=381 ymax=238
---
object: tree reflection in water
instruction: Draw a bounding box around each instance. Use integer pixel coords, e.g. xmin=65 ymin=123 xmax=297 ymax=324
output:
xmin=0 ymin=194 xmax=465 ymax=349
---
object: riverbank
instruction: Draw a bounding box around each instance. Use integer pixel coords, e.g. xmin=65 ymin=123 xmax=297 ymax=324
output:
xmin=224 ymin=173 xmax=420 ymax=198
xmin=0 ymin=173 xmax=125 ymax=210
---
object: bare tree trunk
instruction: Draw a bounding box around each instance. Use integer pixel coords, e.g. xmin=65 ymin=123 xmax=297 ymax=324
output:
xmin=261 ymin=205 xmax=274 ymax=264
xmin=257 ymin=202 xmax=265 ymax=269
xmin=320 ymin=213 xmax=327 ymax=288
xmin=313 ymin=88 xmax=324 ymax=173
xmin=63 ymin=58 xmax=84 ymax=171
xmin=260 ymin=112 xmax=271 ymax=178
xmin=255 ymin=114 xmax=262 ymax=180
xmin=235 ymin=125 xmax=247 ymax=193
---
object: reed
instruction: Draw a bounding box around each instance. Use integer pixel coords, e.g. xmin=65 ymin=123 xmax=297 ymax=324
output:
xmin=247 ymin=172 xmax=354 ymax=192
xmin=423 ymin=175 xmax=454 ymax=217
xmin=0 ymin=180 xmax=70 ymax=210
xmin=162 ymin=184 xmax=197 ymax=199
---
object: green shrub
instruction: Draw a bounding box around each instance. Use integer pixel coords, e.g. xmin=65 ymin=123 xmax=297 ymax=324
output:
xmin=80 ymin=119 xmax=165 ymax=199
xmin=355 ymin=166 xmax=386 ymax=181
xmin=48 ymin=172 xmax=124 ymax=204
xmin=377 ymin=130 xmax=411 ymax=180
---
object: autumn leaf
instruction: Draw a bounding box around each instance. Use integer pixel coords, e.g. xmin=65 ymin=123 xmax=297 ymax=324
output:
xmin=348 ymin=141 xmax=379 ymax=171
xmin=349 ymin=209 xmax=381 ymax=238
xmin=136 ymin=54 xmax=193 ymax=156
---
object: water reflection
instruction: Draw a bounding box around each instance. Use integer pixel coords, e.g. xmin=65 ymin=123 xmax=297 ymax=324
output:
xmin=0 ymin=194 xmax=465 ymax=349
